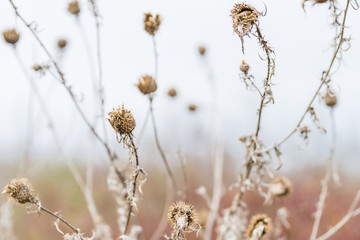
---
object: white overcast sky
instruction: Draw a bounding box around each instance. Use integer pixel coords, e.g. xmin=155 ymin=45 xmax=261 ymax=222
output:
xmin=0 ymin=0 xmax=359 ymax=172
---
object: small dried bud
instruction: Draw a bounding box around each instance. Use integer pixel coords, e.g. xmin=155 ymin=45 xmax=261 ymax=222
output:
xmin=269 ymin=177 xmax=293 ymax=197
xmin=188 ymin=104 xmax=197 ymax=112
xmin=108 ymin=105 xmax=136 ymax=136
xmin=198 ymin=46 xmax=206 ymax=56
xmin=136 ymin=75 xmax=157 ymax=95
xmin=57 ymin=39 xmax=67 ymax=49
xmin=240 ymin=60 xmax=250 ymax=74
xmin=2 ymin=178 xmax=39 ymax=205
xmin=144 ymin=13 xmax=161 ymax=36
xmin=167 ymin=88 xmax=177 ymax=97
xmin=32 ymin=64 xmax=42 ymax=72
xmin=168 ymin=202 xmax=200 ymax=232
xmin=2 ymin=29 xmax=20 ymax=45
xmin=67 ymin=0 xmax=80 ymax=16
xmin=247 ymin=214 xmax=272 ymax=239
xmin=325 ymin=90 xmax=337 ymax=107
xmin=314 ymin=0 xmax=328 ymax=3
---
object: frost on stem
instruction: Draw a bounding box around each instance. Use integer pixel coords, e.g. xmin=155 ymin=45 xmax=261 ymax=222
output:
xmin=166 ymin=202 xmax=201 ymax=240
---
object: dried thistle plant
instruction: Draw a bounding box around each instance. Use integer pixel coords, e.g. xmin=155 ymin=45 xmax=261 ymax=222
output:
xmin=231 ymin=3 xmax=263 ymax=53
xmin=2 ymin=29 xmax=20 ymax=45
xmin=67 ymin=0 xmax=80 ymax=16
xmin=167 ymin=202 xmax=201 ymax=239
xmin=108 ymin=105 xmax=136 ymax=147
xmin=144 ymin=13 xmax=161 ymax=36
xmin=2 ymin=179 xmax=39 ymax=205
xmin=246 ymin=214 xmax=272 ymax=240
xmin=167 ymin=88 xmax=177 ymax=97
xmin=57 ymin=39 xmax=67 ymax=49
xmin=136 ymin=74 xmax=157 ymax=95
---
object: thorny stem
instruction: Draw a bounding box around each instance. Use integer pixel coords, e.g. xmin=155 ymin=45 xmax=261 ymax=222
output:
xmin=254 ymin=24 xmax=273 ymax=138
xmin=8 ymin=0 xmax=120 ymax=168
xmin=124 ymin=136 xmax=140 ymax=235
xmin=258 ymin=0 xmax=351 ymax=154
xmin=149 ymin=99 xmax=179 ymax=193
xmin=40 ymin=206 xmax=80 ymax=236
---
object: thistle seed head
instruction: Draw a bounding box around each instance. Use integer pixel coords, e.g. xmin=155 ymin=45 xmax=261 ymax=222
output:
xmin=247 ymin=214 xmax=272 ymax=239
xmin=57 ymin=39 xmax=67 ymax=49
xmin=198 ymin=46 xmax=206 ymax=56
xmin=2 ymin=29 xmax=20 ymax=45
xmin=136 ymin=74 xmax=157 ymax=95
xmin=188 ymin=104 xmax=197 ymax=112
xmin=144 ymin=13 xmax=161 ymax=36
xmin=108 ymin=105 xmax=136 ymax=136
xmin=167 ymin=88 xmax=177 ymax=97
xmin=168 ymin=202 xmax=200 ymax=232
xmin=240 ymin=60 xmax=250 ymax=74
xmin=269 ymin=177 xmax=293 ymax=197
xmin=67 ymin=0 xmax=80 ymax=16
xmin=325 ymin=89 xmax=337 ymax=107
xmin=231 ymin=4 xmax=262 ymax=36
xmin=2 ymin=178 xmax=39 ymax=205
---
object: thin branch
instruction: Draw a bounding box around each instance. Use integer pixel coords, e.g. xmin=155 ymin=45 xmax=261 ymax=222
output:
xmin=40 ymin=206 xmax=79 ymax=235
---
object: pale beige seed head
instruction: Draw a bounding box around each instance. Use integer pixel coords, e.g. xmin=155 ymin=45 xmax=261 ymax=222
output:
xmin=108 ymin=105 xmax=136 ymax=135
xmin=167 ymin=88 xmax=177 ymax=97
xmin=198 ymin=46 xmax=206 ymax=56
xmin=2 ymin=29 xmax=20 ymax=45
xmin=2 ymin=178 xmax=39 ymax=204
xmin=269 ymin=177 xmax=293 ymax=197
xmin=57 ymin=39 xmax=67 ymax=49
xmin=144 ymin=13 xmax=161 ymax=36
xmin=240 ymin=60 xmax=250 ymax=74
xmin=247 ymin=214 xmax=272 ymax=239
xmin=137 ymin=74 xmax=157 ymax=95
xmin=168 ymin=202 xmax=200 ymax=231
xmin=67 ymin=0 xmax=80 ymax=16
xmin=325 ymin=89 xmax=337 ymax=107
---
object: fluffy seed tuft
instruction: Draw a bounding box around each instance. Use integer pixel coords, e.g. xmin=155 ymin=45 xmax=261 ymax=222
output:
xmin=168 ymin=202 xmax=200 ymax=232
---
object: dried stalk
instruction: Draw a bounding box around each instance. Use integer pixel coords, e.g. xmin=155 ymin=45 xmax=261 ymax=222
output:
xmin=40 ymin=206 xmax=80 ymax=235
xmin=258 ymin=0 xmax=352 ymax=154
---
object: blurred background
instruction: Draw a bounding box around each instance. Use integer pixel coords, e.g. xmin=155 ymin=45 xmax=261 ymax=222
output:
xmin=0 ymin=0 xmax=359 ymax=239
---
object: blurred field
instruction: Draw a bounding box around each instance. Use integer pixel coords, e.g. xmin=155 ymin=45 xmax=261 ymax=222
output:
xmin=1 ymin=157 xmax=359 ymax=240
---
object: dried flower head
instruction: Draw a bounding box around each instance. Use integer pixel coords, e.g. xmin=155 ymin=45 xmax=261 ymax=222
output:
xmin=198 ymin=46 xmax=206 ymax=56
xmin=144 ymin=13 xmax=161 ymax=36
xmin=188 ymin=104 xmax=197 ymax=112
xmin=269 ymin=177 xmax=293 ymax=197
xmin=247 ymin=214 xmax=272 ymax=239
xmin=167 ymin=88 xmax=177 ymax=97
xmin=240 ymin=60 xmax=250 ymax=74
xmin=136 ymin=74 xmax=157 ymax=95
xmin=67 ymin=0 xmax=80 ymax=16
xmin=2 ymin=178 xmax=39 ymax=205
xmin=57 ymin=39 xmax=67 ymax=49
xmin=325 ymin=89 xmax=337 ymax=107
xmin=168 ymin=202 xmax=200 ymax=232
xmin=108 ymin=105 xmax=136 ymax=142
xmin=2 ymin=29 xmax=20 ymax=45
xmin=230 ymin=4 xmax=263 ymax=52
xmin=32 ymin=64 xmax=42 ymax=72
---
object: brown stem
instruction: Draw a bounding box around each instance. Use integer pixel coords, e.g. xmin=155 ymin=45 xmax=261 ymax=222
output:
xmin=40 ymin=206 xmax=79 ymax=235
xmin=149 ymin=99 xmax=178 ymax=193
